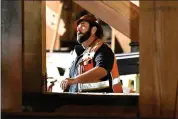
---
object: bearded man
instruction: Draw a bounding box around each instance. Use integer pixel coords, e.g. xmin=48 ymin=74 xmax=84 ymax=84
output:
xmin=60 ymin=14 xmax=123 ymax=93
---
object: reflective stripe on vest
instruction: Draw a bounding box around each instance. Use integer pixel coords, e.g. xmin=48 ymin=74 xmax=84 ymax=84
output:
xmin=78 ymin=40 xmax=123 ymax=92
xmin=78 ymin=81 xmax=109 ymax=91
xmin=78 ymin=77 xmax=121 ymax=91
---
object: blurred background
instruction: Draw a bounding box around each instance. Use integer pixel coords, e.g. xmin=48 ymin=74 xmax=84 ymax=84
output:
xmin=45 ymin=0 xmax=140 ymax=93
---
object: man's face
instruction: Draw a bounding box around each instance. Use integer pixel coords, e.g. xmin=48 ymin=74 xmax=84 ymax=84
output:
xmin=76 ymin=21 xmax=91 ymax=44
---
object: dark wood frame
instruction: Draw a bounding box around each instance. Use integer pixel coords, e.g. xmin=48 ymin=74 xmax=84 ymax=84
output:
xmin=2 ymin=1 xmax=178 ymax=119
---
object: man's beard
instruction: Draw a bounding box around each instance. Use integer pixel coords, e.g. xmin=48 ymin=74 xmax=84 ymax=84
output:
xmin=77 ymin=29 xmax=91 ymax=44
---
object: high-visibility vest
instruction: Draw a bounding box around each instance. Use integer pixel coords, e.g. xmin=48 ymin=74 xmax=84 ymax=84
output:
xmin=77 ymin=40 xmax=123 ymax=93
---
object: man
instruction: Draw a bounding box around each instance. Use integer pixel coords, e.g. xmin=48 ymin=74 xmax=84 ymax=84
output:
xmin=60 ymin=14 xmax=123 ymax=93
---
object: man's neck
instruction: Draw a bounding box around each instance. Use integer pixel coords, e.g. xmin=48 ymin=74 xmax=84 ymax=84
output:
xmin=82 ymin=36 xmax=97 ymax=49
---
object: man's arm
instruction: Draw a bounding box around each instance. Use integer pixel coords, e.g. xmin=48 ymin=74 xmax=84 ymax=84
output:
xmin=60 ymin=44 xmax=114 ymax=90
xmin=61 ymin=66 xmax=107 ymax=90
xmin=72 ymin=66 xmax=107 ymax=84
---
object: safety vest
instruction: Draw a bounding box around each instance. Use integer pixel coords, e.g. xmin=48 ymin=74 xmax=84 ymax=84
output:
xmin=77 ymin=40 xmax=123 ymax=93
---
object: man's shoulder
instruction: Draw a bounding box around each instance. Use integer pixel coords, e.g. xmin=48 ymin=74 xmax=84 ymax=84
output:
xmin=97 ymin=43 xmax=114 ymax=54
xmin=93 ymin=42 xmax=115 ymax=61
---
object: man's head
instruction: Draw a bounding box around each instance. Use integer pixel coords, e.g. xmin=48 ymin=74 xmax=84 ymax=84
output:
xmin=75 ymin=14 xmax=103 ymax=44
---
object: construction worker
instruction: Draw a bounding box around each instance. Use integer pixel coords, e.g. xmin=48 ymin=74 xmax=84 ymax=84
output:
xmin=60 ymin=14 xmax=123 ymax=93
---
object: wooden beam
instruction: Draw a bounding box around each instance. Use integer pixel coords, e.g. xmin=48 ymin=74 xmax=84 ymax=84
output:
xmin=114 ymin=28 xmax=131 ymax=53
xmin=42 ymin=1 xmax=46 ymax=87
xmin=46 ymin=1 xmax=62 ymax=50
xmin=23 ymin=1 xmax=42 ymax=93
xmin=74 ymin=1 xmax=139 ymax=42
xmin=49 ymin=2 xmax=63 ymax=53
xmin=111 ymin=27 xmax=116 ymax=52
xmin=139 ymin=1 xmax=178 ymax=118
xmin=1 ymin=1 xmax=22 ymax=112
